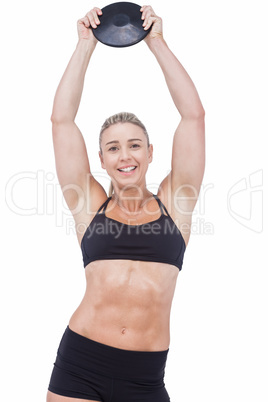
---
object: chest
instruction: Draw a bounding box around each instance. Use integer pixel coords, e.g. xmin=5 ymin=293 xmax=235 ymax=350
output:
xmin=81 ymin=214 xmax=186 ymax=270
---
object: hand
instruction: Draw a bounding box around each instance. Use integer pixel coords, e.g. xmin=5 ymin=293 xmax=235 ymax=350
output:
xmin=77 ymin=7 xmax=102 ymax=43
xmin=140 ymin=5 xmax=163 ymax=45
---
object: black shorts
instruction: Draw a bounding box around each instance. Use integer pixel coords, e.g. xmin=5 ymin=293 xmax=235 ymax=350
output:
xmin=48 ymin=326 xmax=170 ymax=401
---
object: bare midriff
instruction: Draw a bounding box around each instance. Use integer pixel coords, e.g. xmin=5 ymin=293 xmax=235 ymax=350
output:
xmin=69 ymin=259 xmax=179 ymax=351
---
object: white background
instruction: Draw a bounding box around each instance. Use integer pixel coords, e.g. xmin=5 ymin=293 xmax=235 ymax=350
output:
xmin=1 ymin=0 xmax=267 ymax=401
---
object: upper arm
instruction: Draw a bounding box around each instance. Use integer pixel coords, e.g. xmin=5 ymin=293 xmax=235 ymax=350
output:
xmin=159 ymin=115 xmax=205 ymax=212
xmin=171 ymin=116 xmax=205 ymax=191
xmin=52 ymin=121 xmax=106 ymax=212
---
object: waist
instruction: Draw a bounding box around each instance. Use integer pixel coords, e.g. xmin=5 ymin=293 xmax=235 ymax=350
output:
xmin=69 ymin=305 xmax=171 ymax=351
xmin=60 ymin=326 xmax=169 ymax=381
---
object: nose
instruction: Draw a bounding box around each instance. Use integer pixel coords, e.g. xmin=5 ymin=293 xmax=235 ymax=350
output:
xmin=119 ymin=146 xmax=131 ymax=161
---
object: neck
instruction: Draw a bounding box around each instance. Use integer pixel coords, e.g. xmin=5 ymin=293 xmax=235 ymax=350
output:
xmin=111 ymin=186 xmax=153 ymax=213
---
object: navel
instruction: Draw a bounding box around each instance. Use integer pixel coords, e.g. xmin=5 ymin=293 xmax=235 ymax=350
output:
xmin=121 ymin=327 xmax=127 ymax=335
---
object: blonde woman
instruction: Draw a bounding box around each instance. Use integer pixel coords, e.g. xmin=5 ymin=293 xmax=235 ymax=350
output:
xmin=47 ymin=5 xmax=205 ymax=402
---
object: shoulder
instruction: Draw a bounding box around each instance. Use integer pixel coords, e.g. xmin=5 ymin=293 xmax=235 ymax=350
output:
xmin=73 ymin=178 xmax=109 ymax=242
xmin=157 ymin=182 xmax=192 ymax=246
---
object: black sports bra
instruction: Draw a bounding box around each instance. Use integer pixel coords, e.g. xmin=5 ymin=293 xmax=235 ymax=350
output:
xmin=81 ymin=194 xmax=186 ymax=270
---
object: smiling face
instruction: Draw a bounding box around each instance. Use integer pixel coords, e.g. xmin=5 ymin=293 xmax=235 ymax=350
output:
xmin=99 ymin=122 xmax=153 ymax=192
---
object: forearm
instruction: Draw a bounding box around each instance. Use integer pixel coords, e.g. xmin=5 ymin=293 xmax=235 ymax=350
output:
xmin=148 ymin=38 xmax=204 ymax=119
xmin=51 ymin=39 xmax=96 ymax=123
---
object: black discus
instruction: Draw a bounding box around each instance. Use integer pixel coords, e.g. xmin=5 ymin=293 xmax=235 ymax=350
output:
xmin=92 ymin=2 xmax=151 ymax=47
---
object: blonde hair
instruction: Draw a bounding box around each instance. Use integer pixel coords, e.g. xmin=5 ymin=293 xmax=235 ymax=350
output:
xmin=99 ymin=112 xmax=150 ymax=197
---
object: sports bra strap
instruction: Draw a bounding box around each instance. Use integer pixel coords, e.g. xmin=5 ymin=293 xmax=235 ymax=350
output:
xmin=96 ymin=197 xmax=112 ymax=214
xmin=153 ymin=194 xmax=170 ymax=217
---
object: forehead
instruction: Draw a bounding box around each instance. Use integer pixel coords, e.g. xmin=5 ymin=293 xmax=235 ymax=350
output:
xmin=102 ymin=123 xmax=145 ymax=143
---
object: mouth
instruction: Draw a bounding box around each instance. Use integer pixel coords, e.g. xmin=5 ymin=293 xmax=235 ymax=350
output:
xmin=117 ymin=166 xmax=137 ymax=175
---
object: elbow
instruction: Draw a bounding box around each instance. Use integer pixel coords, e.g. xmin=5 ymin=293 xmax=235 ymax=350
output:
xmin=190 ymin=106 xmax=205 ymax=120
xmin=50 ymin=113 xmax=73 ymax=125
xmin=50 ymin=114 xmax=56 ymax=124
xmin=50 ymin=113 xmax=61 ymax=125
xmin=200 ymin=105 xmax=205 ymax=119
xmin=197 ymin=106 xmax=205 ymax=119
xmin=181 ymin=104 xmax=205 ymax=121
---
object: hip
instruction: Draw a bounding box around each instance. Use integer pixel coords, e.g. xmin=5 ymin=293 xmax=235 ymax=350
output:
xmin=48 ymin=326 xmax=170 ymax=401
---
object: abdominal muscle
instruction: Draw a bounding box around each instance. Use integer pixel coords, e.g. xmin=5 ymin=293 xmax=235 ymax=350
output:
xmin=69 ymin=259 xmax=179 ymax=351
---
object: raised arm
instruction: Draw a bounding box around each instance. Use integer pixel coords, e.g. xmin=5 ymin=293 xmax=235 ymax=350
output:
xmin=141 ymin=6 xmax=205 ymax=212
xmin=51 ymin=8 xmax=106 ymax=213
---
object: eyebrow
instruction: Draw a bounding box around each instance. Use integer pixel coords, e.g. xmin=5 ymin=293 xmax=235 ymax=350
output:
xmin=105 ymin=138 xmax=143 ymax=146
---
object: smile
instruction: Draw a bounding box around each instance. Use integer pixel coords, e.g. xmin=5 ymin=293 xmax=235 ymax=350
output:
xmin=117 ymin=166 xmax=137 ymax=174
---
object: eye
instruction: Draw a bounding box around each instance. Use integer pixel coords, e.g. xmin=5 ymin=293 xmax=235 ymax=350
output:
xmin=131 ymin=144 xmax=140 ymax=148
xmin=108 ymin=146 xmax=118 ymax=152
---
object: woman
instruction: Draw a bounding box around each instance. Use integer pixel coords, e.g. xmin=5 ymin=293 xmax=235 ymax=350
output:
xmin=47 ymin=5 xmax=205 ymax=402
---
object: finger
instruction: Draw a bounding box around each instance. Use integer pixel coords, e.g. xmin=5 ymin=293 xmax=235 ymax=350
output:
xmin=91 ymin=8 xmax=102 ymax=25
xmin=140 ymin=5 xmax=150 ymax=21
xmin=141 ymin=7 xmax=156 ymax=26
xmin=142 ymin=10 xmax=155 ymax=28
xmin=78 ymin=16 xmax=90 ymax=28
xmin=94 ymin=7 xmax=103 ymax=15
xmin=141 ymin=5 xmax=155 ymax=19
xmin=140 ymin=5 xmax=146 ymax=17
xmin=85 ymin=12 xmax=98 ymax=28
xmin=85 ymin=8 xmax=102 ymax=28
xmin=144 ymin=15 xmax=157 ymax=30
xmin=140 ymin=5 xmax=152 ymax=13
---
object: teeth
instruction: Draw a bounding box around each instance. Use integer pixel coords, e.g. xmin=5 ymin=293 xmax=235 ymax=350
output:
xmin=119 ymin=166 xmax=136 ymax=172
